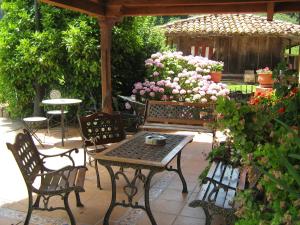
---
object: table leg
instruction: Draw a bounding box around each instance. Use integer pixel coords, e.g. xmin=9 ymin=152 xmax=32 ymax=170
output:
xmin=166 ymin=151 xmax=188 ymax=193
xmin=102 ymin=164 xmax=159 ymax=225
xmin=144 ymin=170 xmax=157 ymax=225
xmin=61 ymin=105 xmax=64 ymax=146
xmin=103 ymin=165 xmax=117 ymax=225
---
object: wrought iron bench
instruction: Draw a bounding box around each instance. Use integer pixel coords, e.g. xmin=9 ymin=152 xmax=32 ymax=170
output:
xmin=6 ymin=129 xmax=87 ymax=225
xmin=140 ymin=100 xmax=216 ymax=133
xmin=189 ymin=161 xmax=260 ymax=225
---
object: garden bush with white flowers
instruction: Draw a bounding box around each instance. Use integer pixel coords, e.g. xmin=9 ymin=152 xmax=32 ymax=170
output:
xmin=131 ymin=51 xmax=229 ymax=103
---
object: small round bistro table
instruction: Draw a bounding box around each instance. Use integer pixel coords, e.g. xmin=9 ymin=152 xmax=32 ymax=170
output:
xmin=42 ymin=98 xmax=82 ymax=146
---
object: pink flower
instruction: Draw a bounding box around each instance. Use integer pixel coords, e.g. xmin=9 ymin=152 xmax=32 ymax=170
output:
xmin=157 ymin=80 xmax=165 ymax=86
xmin=125 ymin=102 xmax=131 ymax=109
xmin=159 ymin=88 xmax=165 ymax=93
xmin=199 ymin=91 xmax=206 ymax=96
xmin=172 ymin=89 xmax=179 ymax=94
xmin=161 ymin=95 xmax=168 ymax=100
xmin=140 ymin=90 xmax=145 ymax=96
xmin=149 ymin=92 xmax=155 ymax=97
xmin=200 ymin=98 xmax=208 ymax=103
xmin=153 ymin=71 xmax=159 ymax=77
xmin=132 ymin=89 xmax=137 ymax=94
xmin=210 ymin=96 xmax=217 ymax=101
xmin=152 ymin=86 xmax=159 ymax=92
xmin=134 ymin=82 xmax=143 ymax=89
xmin=180 ymin=89 xmax=186 ymax=95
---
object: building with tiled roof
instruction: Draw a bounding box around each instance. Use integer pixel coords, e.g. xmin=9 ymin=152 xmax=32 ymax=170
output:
xmin=161 ymin=14 xmax=300 ymax=74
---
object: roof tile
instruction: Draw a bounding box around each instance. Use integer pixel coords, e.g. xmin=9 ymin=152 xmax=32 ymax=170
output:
xmin=161 ymin=14 xmax=300 ymax=37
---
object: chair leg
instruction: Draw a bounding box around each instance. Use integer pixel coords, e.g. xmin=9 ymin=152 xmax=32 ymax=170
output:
xmin=88 ymin=155 xmax=92 ymax=166
xmin=64 ymin=192 xmax=76 ymax=225
xmin=75 ymin=191 xmax=84 ymax=207
xmin=24 ymin=192 xmax=33 ymax=225
xmin=33 ymin=194 xmax=41 ymax=208
xmin=95 ymin=160 xmax=102 ymax=189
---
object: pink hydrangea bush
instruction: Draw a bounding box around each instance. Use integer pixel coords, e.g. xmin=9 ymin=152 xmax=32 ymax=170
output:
xmin=132 ymin=51 xmax=228 ymax=103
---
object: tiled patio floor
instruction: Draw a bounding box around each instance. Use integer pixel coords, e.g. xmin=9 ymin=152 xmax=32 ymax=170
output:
xmin=0 ymin=118 xmax=224 ymax=225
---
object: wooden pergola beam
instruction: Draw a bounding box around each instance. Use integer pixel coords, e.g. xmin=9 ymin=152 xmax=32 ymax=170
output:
xmin=108 ymin=0 xmax=300 ymax=6
xmin=41 ymin=0 xmax=105 ymax=17
xmin=40 ymin=0 xmax=300 ymax=17
xmin=118 ymin=4 xmax=269 ymax=16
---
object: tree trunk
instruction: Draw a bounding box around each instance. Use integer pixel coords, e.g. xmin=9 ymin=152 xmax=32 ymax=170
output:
xmin=33 ymin=0 xmax=44 ymax=116
xmin=33 ymin=83 xmax=45 ymax=116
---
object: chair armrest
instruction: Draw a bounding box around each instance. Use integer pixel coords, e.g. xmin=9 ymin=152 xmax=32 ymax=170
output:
xmin=40 ymin=148 xmax=81 ymax=167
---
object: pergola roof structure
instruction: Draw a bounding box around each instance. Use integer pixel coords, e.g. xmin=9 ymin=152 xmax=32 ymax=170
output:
xmin=41 ymin=0 xmax=300 ymax=19
xmin=39 ymin=0 xmax=300 ymax=113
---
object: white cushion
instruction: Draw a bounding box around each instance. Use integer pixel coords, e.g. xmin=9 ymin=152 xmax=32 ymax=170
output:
xmin=47 ymin=110 xmax=68 ymax=115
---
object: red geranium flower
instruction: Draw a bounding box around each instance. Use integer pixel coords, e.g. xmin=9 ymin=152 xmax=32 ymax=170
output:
xmin=278 ymin=107 xmax=285 ymax=114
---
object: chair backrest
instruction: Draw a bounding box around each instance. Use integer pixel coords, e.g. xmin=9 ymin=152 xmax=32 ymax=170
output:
xmin=79 ymin=112 xmax=126 ymax=147
xmin=49 ymin=89 xmax=61 ymax=99
xmin=6 ymin=129 xmax=43 ymax=184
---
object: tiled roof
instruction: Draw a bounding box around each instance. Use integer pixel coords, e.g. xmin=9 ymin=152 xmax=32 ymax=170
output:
xmin=162 ymin=14 xmax=300 ymax=38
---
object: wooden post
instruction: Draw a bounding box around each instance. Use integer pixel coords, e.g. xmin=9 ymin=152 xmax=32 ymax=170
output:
xmin=267 ymin=2 xmax=274 ymax=21
xmin=98 ymin=17 xmax=119 ymax=114
xmin=298 ymin=50 xmax=300 ymax=86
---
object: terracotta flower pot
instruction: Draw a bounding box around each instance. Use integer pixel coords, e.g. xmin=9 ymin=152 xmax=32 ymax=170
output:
xmin=257 ymin=73 xmax=274 ymax=88
xmin=210 ymin=71 xmax=222 ymax=83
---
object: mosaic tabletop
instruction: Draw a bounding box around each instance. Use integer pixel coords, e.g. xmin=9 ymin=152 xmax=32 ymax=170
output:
xmin=98 ymin=132 xmax=193 ymax=167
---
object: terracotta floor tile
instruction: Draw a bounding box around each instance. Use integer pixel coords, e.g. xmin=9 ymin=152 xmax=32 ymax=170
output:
xmin=159 ymin=189 xmax=190 ymax=202
xmin=0 ymin=125 xmax=219 ymax=225
xmin=136 ymin=211 xmax=176 ymax=225
xmin=151 ymin=199 xmax=185 ymax=214
xmin=173 ymin=215 xmax=206 ymax=225
xmin=0 ymin=216 xmax=22 ymax=225
xmin=180 ymin=206 xmax=206 ymax=219
xmin=167 ymin=177 xmax=197 ymax=193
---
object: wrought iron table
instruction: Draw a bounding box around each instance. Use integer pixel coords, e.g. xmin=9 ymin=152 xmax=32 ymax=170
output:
xmin=42 ymin=98 xmax=82 ymax=146
xmin=93 ymin=131 xmax=194 ymax=225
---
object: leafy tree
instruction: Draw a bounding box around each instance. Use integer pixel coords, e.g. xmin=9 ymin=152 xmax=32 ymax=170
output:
xmin=154 ymin=16 xmax=189 ymax=25
xmin=0 ymin=0 xmax=166 ymax=118
xmin=111 ymin=17 xmax=168 ymax=96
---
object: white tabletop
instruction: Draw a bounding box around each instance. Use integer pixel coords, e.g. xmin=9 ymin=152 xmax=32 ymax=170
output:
xmin=42 ymin=98 xmax=82 ymax=105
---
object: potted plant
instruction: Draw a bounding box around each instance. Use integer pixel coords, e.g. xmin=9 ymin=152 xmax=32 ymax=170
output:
xmin=210 ymin=62 xmax=224 ymax=83
xmin=256 ymin=67 xmax=273 ymax=88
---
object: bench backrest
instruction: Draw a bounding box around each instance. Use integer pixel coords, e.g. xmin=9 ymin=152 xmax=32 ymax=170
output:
xmin=144 ymin=100 xmax=216 ymax=126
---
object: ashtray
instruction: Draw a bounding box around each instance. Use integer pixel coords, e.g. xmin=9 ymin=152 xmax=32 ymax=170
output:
xmin=145 ymin=135 xmax=167 ymax=146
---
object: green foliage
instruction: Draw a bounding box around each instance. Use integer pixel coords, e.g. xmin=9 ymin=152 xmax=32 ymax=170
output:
xmin=153 ymin=16 xmax=189 ymax=25
xmin=214 ymin=79 xmax=300 ymax=224
xmin=111 ymin=17 xmax=167 ymax=96
xmin=0 ymin=0 xmax=166 ymax=118
xmin=273 ymin=13 xmax=299 ymax=24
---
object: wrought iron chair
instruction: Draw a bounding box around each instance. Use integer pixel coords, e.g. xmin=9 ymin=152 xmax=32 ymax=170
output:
xmin=6 ymin=129 xmax=87 ymax=225
xmin=46 ymin=89 xmax=68 ymax=134
xmin=79 ymin=112 xmax=126 ymax=189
